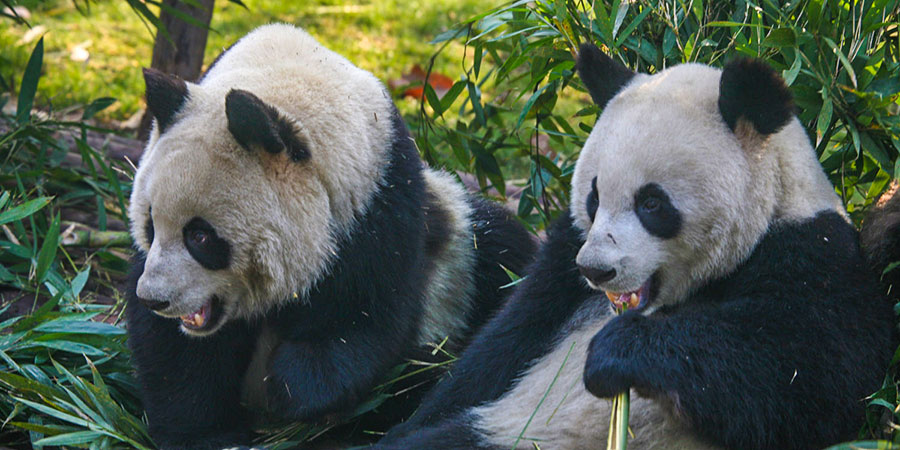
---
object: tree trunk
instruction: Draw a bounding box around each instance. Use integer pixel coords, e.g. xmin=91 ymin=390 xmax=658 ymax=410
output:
xmin=137 ymin=0 xmax=215 ymax=140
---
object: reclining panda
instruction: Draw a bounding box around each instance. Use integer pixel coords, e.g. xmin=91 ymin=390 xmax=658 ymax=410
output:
xmin=377 ymin=44 xmax=898 ymax=449
xmin=125 ymin=24 xmax=536 ymax=449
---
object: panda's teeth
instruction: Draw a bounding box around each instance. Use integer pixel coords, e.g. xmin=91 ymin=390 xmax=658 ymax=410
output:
xmin=628 ymin=293 xmax=640 ymax=308
xmin=605 ymin=290 xmax=642 ymax=311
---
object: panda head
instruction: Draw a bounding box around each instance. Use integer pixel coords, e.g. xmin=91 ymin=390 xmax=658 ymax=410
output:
xmin=571 ymin=43 xmax=843 ymax=312
xmin=128 ymin=24 xmax=395 ymax=336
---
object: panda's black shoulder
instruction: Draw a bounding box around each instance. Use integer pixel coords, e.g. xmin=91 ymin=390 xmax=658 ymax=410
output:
xmin=701 ymin=210 xmax=876 ymax=303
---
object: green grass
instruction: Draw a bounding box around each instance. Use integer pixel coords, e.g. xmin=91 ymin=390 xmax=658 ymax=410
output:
xmin=0 ymin=0 xmax=494 ymax=122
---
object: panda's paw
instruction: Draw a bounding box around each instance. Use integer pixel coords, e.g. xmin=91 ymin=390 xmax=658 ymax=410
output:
xmin=265 ymin=371 xmax=354 ymax=422
xmin=583 ymin=349 xmax=634 ymax=399
xmin=583 ymin=312 xmax=649 ymax=398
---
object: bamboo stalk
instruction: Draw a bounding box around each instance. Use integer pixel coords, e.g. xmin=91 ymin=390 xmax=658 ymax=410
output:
xmin=61 ymin=229 xmax=132 ymax=248
xmin=609 ymin=391 xmax=630 ymax=450
xmin=606 ymin=302 xmax=631 ymax=450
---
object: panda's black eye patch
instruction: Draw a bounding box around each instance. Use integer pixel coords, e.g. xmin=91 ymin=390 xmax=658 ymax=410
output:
xmin=634 ymin=183 xmax=681 ymax=239
xmin=586 ymin=176 xmax=599 ymax=221
xmin=183 ymin=217 xmax=231 ymax=271
xmin=144 ymin=207 xmax=155 ymax=248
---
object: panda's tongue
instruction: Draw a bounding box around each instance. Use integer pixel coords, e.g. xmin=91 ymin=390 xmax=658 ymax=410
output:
xmin=605 ymin=286 xmax=645 ymax=311
xmin=180 ymin=302 xmax=209 ymax=329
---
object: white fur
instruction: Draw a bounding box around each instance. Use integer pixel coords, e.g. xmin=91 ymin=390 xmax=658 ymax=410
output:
xmin=570 ymin=64 xmax=844 ymax=310
xmin=130 ymin=24 xmax=490 ymax=341
xmin=474 ymin=304 xmax=716 ymax=449
xmin=473 ymin=61 xmax=845 ymax=449
xmin=129 ymin=24 xmax=397 ymax=334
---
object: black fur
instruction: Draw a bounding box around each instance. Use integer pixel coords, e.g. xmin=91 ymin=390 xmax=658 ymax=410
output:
xmin=575 ymin=43 xmax=635 ymax=109
xmin=861 ymin=192 xmax=900 ymax=294
xmin=225 ymin=89 xmax=310 ymax=162
xmin=584 ymin=211 xmax=896 ymax=449
xmin=381 ymin=211 xmax=896 ymax=450
xmin=126 ymin=255 xmax=259 ymax=450
xmin=380 ymin=213 xmax=591 ymax=444
xmin=182 ymin=217 xmax=231 ymax=271
xmin=144 ymin=207 xmax=154 ymax=246
xmin=718 ymin=58 xmax=794 ymax=135
xmin=633 ymin=182 xmax=681 ymax=239
xmin=423 ymin=189 xmax=452 ymax=259
xmin=127 ymin=109 xmax=534 ymax=449
xmin=142 ymin=68 xmax=189 ymax=133
xmin=261 ymin=110 xmax=431 ymax=420
xmin=464 ymin=195 xmax=538 ymax=340
xmin=379 ymin=413 xmax=485 ymax=450
xmin=586 ymin=176 xmax=599 ymax=221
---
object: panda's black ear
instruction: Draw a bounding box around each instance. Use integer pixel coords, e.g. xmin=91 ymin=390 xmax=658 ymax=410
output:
xmin=575 ymin=43 xmax=635 ymax=108
xmin=718 ymin=58 xmax=794 ymax=136
xmin=225 ymin=89 xmax=310 ymax=162
xmin=143 ymin=68 xmax=189 ymax=134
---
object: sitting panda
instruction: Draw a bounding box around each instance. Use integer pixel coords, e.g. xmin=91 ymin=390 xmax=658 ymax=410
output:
xmin=124 ymin=24 xmax=536 ymax=450
xmin=377 ymin=43 xmax=898 ymax=449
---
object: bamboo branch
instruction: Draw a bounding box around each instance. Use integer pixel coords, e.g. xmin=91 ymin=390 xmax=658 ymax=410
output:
xmin=61 ymin=228 xmax=131 ymax=248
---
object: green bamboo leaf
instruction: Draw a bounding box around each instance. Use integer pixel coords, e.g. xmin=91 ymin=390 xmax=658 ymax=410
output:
xmin=816 ymin=94 xmax=833 ymax=141
xmin=26 ymin=340 xmax=106 ymax=356
xmin=35 ymin=431 xmax=105 ymax=446
xmin=34 ymin=213 xmax=60 ymax=284
xmin=423 ymin=83 xmax=443 ymax=117
xmin=0 ymin=196 xmax=52 ymax=226
xmin=782 ymin=51 xmax=802 ymax=86
xmin=473 ymin=42 xmax=483 ymax=80
xmin=762 ymin=28 xmax=795 ymax=48
xmin=12 ymin=397 xmax=92 ymax=427
xmin=516 ymin=83 xmax=553 ymax=129
xmin=614 ymin=7 xmax=651 ymax=47
xmin=466 ymin=81 xmax=486 ymax=126
xmin=822 ymin=37 xmax=857 ymax=88
xmin=34 ymin=320 xmax=125 ymax=336
xmin=824 ymin=441 xmax=896 ymax=450
xmin=430 ymin=26 xmax=467 ymax=44
xmin=0 ymin=371 xmax=66 ymax=400
xmin=439 ymin=81 xmax=466 ymax=114
xmin=8 ymin=422 xmax=80 ymax=436
xmin=610 ymin=1 xmax=628 ymax=42
xmin=16 ymin=37 xmax=44 ymax=125
xmin=81 ymin=97 xmax=117 ymax=121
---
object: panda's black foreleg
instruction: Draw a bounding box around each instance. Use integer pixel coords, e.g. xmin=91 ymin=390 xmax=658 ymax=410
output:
xmin=583 ymin=300 xmax=882 ymax=450
xmin=126 ymin=256 xmax=259 ymax=450
xmin=263 ymin=311 xmax=416 ymax=422
xmin=381 ymin=213 xmax=592 ymax=443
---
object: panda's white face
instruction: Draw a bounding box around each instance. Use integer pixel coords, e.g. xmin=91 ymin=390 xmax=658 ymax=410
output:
xmin=571 ymin=61 xmax=843 ymax=312
xmin=129 ymin=24 xmax=395 ymax=336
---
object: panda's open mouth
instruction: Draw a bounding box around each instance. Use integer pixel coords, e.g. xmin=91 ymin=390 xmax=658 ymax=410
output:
xmin=604 ymin=275 xmax=656 ymax=311
xmin=179 ymin=296 xmax=223 ymax=332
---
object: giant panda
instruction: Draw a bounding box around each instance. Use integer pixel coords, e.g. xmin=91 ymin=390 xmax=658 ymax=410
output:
xmin=376 ymin=43 xmax=898 ymax=449
xmin=124 ymin=23 xmax=536 ymax=450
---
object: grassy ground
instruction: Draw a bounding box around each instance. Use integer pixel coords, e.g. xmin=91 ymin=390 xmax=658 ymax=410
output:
xmin=0 ymin=0 xmax=493 ymax=122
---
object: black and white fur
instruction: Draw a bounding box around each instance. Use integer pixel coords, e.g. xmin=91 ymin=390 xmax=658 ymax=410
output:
xmin=125 ymin=24 xmax=536 ymax=449
xmin=377 ymin=44 xmax=898 ymax=449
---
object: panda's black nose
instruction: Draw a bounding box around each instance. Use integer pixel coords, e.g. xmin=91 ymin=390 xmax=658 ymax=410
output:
xmin=578 ymin=264 xmax=616 ymax=285
xmin=139 ymin=298 xmax=170 ymax=311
